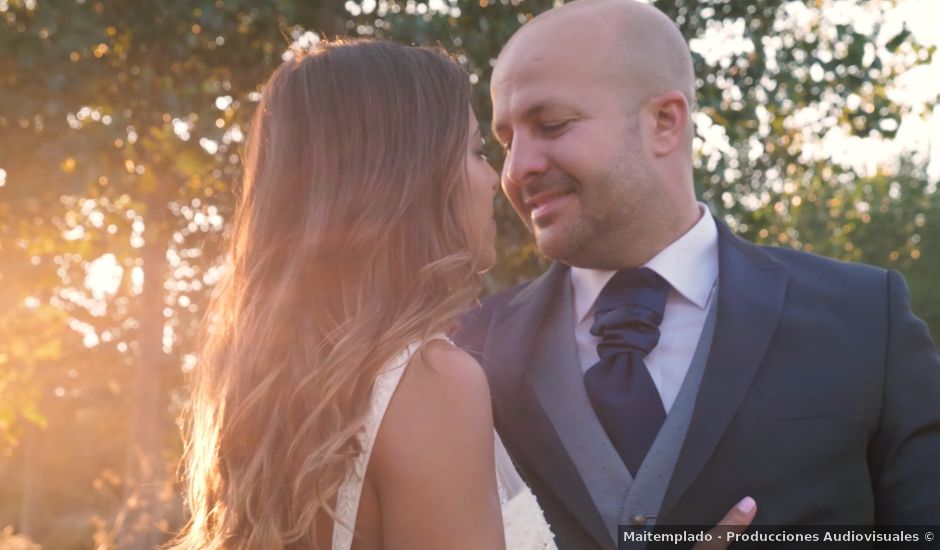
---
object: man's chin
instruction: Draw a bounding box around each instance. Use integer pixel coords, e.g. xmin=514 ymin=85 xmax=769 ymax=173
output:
xmin=534 ymin=230 xmax=578 ymax=263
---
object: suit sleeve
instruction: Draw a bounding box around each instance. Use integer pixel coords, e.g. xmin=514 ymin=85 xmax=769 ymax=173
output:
xmin=451 ymin=302 xmax=491 ymax=364
xmin=871 ymin=269 xmax=940 ymax=523
xmin=451 ymin=284 xmax=525 ymax=363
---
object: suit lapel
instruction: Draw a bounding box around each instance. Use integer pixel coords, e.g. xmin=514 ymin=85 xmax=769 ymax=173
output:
xmin=660 ymin=221 xmax=789 ymax=518
xmin=485 ymin=262 xmax=612 ymax=548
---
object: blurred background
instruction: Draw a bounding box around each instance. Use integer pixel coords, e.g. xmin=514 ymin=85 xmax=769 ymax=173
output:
xmin=1 ymin=0 xmax=938 ymax=548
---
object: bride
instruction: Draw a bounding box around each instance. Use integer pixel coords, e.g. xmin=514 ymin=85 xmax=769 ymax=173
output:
xmin=169 ymin=38 xmax=753 ymax=550
xmin=168 ymin=39 xmax=553 ymax=549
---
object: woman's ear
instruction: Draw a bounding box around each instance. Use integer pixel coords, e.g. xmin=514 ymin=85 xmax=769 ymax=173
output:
xmin=648 ymin=90 xmax=690 ymax=157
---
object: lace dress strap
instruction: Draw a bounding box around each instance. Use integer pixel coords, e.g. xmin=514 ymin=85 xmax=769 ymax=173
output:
xmin=331 ymin=334 xmax=449 ymax=550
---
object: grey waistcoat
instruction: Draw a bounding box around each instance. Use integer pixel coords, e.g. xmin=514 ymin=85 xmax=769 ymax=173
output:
xmin=529 ymin=278 xmax=718 ymax=546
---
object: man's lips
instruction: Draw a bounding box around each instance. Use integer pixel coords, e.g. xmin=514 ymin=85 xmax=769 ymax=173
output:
xmin=523 ymin=189 xmax=575 ymax=210
xmin=523 ymin=189 xmax=575 ymax=223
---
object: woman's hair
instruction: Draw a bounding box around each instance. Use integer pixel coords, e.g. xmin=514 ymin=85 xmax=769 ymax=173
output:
xmin=169 ymin=39 xmax=478 ymax=549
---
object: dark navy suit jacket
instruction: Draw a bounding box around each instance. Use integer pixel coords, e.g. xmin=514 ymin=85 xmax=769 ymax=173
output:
xmin=454 ymin=220 xmax=940 ymax=550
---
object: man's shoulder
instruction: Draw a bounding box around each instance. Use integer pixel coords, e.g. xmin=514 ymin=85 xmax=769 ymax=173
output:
xmin=755 ymin=242 xmax=887 ymax=281
xmin=743 ymin=240 xmax=893 ymax=309
xmin=463 ymin=279 xmax=534 ymax=330
xmin=481 ymin=280 xmax=533 ymax=311
xmin=452 ymin=279 xmax=535 ymax=357
xmin=718 ymin=219 xmax=889 ymax=286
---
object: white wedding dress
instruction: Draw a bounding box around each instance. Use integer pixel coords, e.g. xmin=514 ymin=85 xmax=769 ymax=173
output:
xmin=332 ymin=336 xmax=557 ymax=550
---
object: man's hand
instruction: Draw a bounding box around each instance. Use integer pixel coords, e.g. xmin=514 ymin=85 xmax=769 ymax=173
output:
xmin=691 ymin=497 xmax=757 ymax=550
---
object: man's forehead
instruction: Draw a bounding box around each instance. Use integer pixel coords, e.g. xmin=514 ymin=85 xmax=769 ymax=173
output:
xmin=491 ymin=51 xmax=616 ymax=120
xmin=496 ymin=23 xmax=602 ymax=76
xmin=492 ymin=20 xmax=622 ymax=104
xmin=493 ymin=46 xmax=602 ymax=97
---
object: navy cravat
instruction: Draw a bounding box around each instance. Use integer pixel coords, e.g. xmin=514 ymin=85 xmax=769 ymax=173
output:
xmin=584 ymin=267 xmax=669 ymax=476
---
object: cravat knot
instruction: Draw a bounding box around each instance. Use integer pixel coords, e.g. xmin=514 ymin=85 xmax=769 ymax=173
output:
xmin=591 ymin=267 xmax=668 ymax=358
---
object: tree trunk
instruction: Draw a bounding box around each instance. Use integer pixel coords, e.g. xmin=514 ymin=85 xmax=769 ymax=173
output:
xmin=19 ymin=423 xmax=37 ymax=538
xmin=118 ymin=194 xmax=171 ymax=550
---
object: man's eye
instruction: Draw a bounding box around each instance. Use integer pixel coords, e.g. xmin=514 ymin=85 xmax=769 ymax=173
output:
xmin=541 ymin=121 xmax=569 ymax=133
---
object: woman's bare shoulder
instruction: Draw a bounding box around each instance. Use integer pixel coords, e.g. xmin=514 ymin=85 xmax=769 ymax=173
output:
xmin=367 ymin=337 xmax=503 ymax=549
xmin=370 ymin=337 xmax=495 ymax=479
xmin=409 ymin=338 xmax=491 ymax=397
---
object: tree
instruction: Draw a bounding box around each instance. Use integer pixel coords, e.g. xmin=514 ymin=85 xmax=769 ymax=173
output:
xmin=1 ymin=1 xmax=348 ymax=546
xmin=0 ymin=1 xmax=936 ymax=548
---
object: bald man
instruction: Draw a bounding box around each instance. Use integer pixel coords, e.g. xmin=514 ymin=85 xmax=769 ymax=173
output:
xmin=455 ymin=1 xmax=940 ymax=548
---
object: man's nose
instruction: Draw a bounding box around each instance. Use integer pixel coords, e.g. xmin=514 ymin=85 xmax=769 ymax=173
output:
xmin=503 ymin=134 xmax=550 ymax=188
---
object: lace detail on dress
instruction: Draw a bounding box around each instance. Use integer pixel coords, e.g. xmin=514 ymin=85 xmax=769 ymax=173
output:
xmin=495 ymin=432 xmax=557 ymax=549
xmin=332 ymin=335 xmax=557 ymax=550
xmin=501 ymin=487 xmax=557 ymax=549
xmin=332 ymin=340 xmax=421 ymax=550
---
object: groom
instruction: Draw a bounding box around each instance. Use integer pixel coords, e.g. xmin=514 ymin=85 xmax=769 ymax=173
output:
xmin=456 ymin=0 xmax=940 ymax=548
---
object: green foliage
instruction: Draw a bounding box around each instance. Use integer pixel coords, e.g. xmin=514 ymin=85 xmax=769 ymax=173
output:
xmin=0 ymin=0 xmax=937 ymax=548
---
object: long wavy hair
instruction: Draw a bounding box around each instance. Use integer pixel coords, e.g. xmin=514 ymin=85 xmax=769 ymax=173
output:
xmin=169 ymin=39 xmax=479 ymax=549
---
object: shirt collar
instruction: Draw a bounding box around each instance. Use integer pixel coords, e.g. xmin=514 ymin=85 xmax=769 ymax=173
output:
xmin=570 ymin=203 xmax=719 ymax=324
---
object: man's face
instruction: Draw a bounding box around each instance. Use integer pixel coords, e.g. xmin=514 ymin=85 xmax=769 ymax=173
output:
xmin=491 ymin=29 xmax=656 ymax=268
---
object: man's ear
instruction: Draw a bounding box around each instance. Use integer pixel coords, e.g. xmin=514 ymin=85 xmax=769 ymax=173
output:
xmin=647 ymin=90 xmax=689 ymax=157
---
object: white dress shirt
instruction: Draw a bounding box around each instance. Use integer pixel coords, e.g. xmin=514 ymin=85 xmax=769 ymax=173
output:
xmin=570 ymin=204 xmax=719 ymax=413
